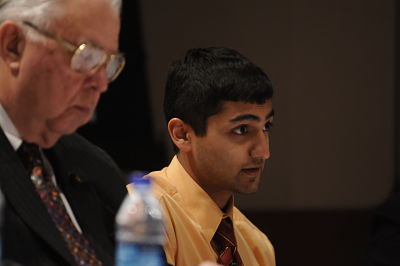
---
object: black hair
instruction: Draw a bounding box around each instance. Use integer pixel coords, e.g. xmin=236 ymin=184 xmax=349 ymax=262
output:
xmin=164 ymin=47 xmax=274 ymax=152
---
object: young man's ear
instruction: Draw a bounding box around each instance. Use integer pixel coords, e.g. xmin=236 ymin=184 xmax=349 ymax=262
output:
xmin=168 ymin=118 xmax=194 ymax=153
xmin=0 ymin=21 xmax=26 ymax=74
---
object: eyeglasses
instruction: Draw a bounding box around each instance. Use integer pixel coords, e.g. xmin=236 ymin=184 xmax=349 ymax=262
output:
xmin=22 ymin=21 xmax=125 ymax=83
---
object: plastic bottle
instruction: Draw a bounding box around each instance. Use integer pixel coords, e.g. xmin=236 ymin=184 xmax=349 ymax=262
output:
xmin=115 ymin=176 xmax=165 ymax=266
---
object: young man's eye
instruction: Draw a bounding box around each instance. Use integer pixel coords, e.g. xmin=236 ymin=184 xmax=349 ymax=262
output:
xmin=233 ymin=125 xmax=248 ymax=135
xmin=263 ymin=122 xmax=273 ymax=132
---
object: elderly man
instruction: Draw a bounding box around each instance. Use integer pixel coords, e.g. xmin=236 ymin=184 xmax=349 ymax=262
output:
xmin=0 ymin=0 xmax=127 ymax=265
xmin=131 ymin=47 xmax=276 ymax=266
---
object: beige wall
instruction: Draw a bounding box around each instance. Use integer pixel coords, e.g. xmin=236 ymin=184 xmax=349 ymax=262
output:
xmin=139 ymin=0 xmax=395 ymax=210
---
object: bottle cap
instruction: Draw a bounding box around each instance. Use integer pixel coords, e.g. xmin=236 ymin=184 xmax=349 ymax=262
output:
xmin=131 ymin=177 xmax=150 ymax=185
xmin=128 ymin=171 xmax=150 ymax=186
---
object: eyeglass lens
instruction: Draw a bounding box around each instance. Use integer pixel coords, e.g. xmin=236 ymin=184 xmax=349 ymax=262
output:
xmin=71 ymin=44 xmax=124 ymax=82
xmin=106 ymin=55 xmax=125 ymax=81
xmin=71 ymin=45 xmax=106 ymax=73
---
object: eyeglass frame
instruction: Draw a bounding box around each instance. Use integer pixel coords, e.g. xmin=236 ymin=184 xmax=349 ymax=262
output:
xmin=22 ymin=21 xmax=126 ymax=82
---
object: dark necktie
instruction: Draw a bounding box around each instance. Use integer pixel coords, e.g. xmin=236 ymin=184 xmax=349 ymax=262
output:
xmin=18 ymin=142 xmax=102 ymax=266
xmin=211 ymin=217 xmax=243 ymax=266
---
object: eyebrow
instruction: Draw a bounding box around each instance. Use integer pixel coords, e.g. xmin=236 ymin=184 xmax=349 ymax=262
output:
xmin=229 ymin=109 xmax=275 ymax=123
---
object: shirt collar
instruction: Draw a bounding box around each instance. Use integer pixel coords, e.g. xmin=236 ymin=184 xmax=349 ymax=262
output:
xmin=165 ymin=156 xmax=235 ymax=243
xmin=0 ymin=104 xmax=22 ymax=150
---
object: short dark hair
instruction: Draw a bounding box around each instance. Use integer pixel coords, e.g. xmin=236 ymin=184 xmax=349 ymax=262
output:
xmin=164 ymin=47 xmax=274 ymax=152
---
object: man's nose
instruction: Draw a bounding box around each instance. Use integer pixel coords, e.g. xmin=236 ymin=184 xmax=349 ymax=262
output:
xmin=90 ymin=65 xmax=109 ymax=93
xmin=250 ymin=131 xmax=270 ymax=160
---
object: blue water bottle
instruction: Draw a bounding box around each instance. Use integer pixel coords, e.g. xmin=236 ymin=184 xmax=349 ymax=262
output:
xmin=115 ymin=175 xmax=165 ymax=266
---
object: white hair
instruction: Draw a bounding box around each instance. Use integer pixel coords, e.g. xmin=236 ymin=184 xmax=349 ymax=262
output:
xmin=0 ymin=0 xmax=122 ymax=31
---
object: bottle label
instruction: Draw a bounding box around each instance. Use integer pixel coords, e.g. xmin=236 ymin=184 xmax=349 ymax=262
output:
xmin=116 ymin=243 xmax=164 ymax=266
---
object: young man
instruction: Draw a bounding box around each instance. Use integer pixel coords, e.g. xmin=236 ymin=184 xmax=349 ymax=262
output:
xmin=0 ymin=0 xmax=127 ymax=265
xmin=144 ymin=47 xmax=275 ymax=265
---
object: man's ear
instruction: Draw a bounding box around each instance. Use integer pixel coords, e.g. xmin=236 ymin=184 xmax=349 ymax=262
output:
xmin=168 ymin=118 xmax=194 ymax=153
xmin=0 ymin=21 xmax=26 ymax=74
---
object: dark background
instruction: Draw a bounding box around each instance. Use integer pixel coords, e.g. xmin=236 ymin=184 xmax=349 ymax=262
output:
xmin=79 ymin=1 xmax=398 ymax=265
xmin=78 ymin=1 xmax=168 ymax=173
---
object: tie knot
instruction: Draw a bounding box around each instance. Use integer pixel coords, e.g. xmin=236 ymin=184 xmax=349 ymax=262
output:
xmin=18 ymin=142 xmax=43 ymax=171
xmin=216 ymin=217 xmax=235 ymax=246
xmin=19 ymin=141 xmax=40 ymax=154
xmin=212 ymin=217 xmax=243 ymax=266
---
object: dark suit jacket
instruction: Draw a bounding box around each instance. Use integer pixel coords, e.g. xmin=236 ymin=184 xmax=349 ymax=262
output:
xmin=0 ymin=128 xmax=127 ymax=266
xmin=363 ymin=192 xmax=400 ymax=266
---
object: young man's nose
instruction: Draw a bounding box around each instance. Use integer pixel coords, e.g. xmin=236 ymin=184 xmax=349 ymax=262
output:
xmin=250 ymin=131 xmax=270 ymax=160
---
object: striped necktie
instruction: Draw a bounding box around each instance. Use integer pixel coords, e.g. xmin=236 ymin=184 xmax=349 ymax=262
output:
xmin=211 ymin=217 xmax=243 ymax=266
xmin=18 ymin=142 xmax=102 ymax=265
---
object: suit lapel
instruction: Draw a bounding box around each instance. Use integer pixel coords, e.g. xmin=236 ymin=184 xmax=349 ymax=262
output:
xmin=0 ymin=128 xmax=75 ymax=264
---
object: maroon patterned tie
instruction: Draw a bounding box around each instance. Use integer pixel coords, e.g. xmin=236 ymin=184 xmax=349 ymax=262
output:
xmin=18 ymin=142 xmax=102 ymax=266
xmin=211 ymin=217 xmax=243 ymax=266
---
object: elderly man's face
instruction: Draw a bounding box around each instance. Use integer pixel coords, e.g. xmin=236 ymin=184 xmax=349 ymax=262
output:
xmin=11 ymin=0 xmax=120 ymax=147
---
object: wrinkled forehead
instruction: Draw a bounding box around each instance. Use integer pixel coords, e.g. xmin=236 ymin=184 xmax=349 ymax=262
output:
xmin=51 ymin=0 xmax=120 ymax=51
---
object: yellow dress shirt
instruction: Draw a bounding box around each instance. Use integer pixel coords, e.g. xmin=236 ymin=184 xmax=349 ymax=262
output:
xmin=129 ymin=156 xmax=275 ymax=266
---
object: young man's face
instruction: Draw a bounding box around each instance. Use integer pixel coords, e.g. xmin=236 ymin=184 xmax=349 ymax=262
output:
xmin=189 ymin=100 xmax=274 ymax=198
